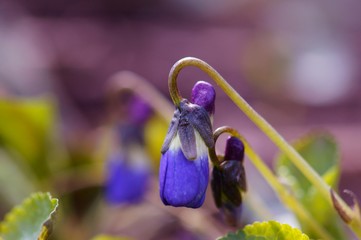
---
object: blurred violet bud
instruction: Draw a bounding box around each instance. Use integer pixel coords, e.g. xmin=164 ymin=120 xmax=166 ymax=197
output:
xmin=159 ymin=81 xmax=216 ymax=208
xmin=105 ymin=152 xmax=150 ymax=204
xmin=211 ymin=136 xmax=246 ymax=226
xmin=129 ymin=95 xmax=153 ymax=125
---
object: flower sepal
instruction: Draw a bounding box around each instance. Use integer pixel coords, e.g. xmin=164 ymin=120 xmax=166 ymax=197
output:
xmin=161 ymin=99 xmax=214 ymax=160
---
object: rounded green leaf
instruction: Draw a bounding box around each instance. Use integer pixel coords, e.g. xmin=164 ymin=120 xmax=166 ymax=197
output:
xmin=0 ymin=192 xmax=58 ymax=240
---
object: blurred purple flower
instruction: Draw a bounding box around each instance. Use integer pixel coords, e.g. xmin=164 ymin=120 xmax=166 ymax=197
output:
xmin=105 ymin=153 xmax=150 ymax=204
xmin=129 ymin=95 xmax=153 ymax=125
xmin=105 ymin=94 xmax=153 ymax=205
xmin=159 ymin=81 xmax=215 ymax=208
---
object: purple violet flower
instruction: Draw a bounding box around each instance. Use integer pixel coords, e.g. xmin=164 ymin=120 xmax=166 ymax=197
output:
xmin=159 ymin=81 xmax=216 ymax=208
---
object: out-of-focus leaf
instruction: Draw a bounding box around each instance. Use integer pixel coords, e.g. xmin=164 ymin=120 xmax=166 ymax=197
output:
xmin=0 ymin=149 xmax=35 ymax=206
xmin=0 ymin=97 xmax=56 ymax=178
xmin=91 ymin=235 xmax=132 ymax=240
xmin=0 ymin=192 xmax=58 ymax=240
xmin=275 ymin=132 xmax=346 ymax=238
xmin=144 ymin=115 xmax=168 ymax=171
xmin=218 ymin=220 xmax=310 ymax=240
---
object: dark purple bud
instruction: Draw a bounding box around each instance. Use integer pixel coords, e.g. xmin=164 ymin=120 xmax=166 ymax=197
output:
xmin=105 ymin=153 xmax=149 ymax=204
xmin=221 ymin=160 xmax=247 ymax=192
xmin=220 ymin=160 xmax=246 ymax=205
xmin=224 ymin=137 xmax=245 ymax=162
xmin=191 ymin=81 xmax=216 ymax=115
xmin=211 ymin=167 xmax=223 ymax=208
xmin=210 ymin=136 xmax=247 ymax=225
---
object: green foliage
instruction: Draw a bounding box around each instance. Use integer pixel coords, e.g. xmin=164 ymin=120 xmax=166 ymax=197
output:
xmin=0 ymin=192 xmax=58 ymax=240
xmin=0 ymin=97 xmax=56 ymax=179
xmin=91 ymin=235 xmax=132 ymax=240
xmin=275 ymin=132 xmax=346 ymax=238
xmin=218 ymin=220 xmax=310 ymax=240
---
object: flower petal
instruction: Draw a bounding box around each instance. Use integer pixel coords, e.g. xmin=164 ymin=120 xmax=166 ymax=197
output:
xmin=161 ymin=109 xmax=180 ymax=153
xmin=160 ymin=148 xmax=209 ymax=208
xmin=178 ymin=117 xmax=197 ymax=160
xmin=179 ymin=100 xmax=214 ymax=149
xmin=159 ymin=150 xmax=169 ymax=205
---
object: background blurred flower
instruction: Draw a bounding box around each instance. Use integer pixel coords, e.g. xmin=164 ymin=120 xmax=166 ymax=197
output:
xmin=104 ymin=94 xmax=153 ymax=205
xmin=105 ymin=152 xmax=150 ymax=204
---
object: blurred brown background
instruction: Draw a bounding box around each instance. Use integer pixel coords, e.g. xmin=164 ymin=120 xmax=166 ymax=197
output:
xmin=0 ymin=0 xmax=361 ymax=238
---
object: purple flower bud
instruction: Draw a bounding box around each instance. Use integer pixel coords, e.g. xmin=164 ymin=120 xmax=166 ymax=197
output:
xmin=211 ymin=136 xmax=246 ymax=225
xmin=105 ymin=153 xmax=149 ymax=204
xmin=191 ymin=81 xmax=216 ymax=115
xmin=159 ymin=81 xmax=216 ymax=208
xmin=224 ymin=137 xmax=245 ymax=162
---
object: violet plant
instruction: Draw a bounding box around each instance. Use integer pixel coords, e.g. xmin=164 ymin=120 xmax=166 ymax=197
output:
xmin=1 ymin=59 xmax=360 ymax=239
xmin=160 ymin=57 xmax=361 ymax=239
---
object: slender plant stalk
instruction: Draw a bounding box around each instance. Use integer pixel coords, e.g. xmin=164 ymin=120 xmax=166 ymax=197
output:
xmin=212 ymin=126 xmax=334 ymax=240
xmin=108 ymin=71 xmax=174 ymax=122
xmin=168 ymin=57 xmax=361 ymax=238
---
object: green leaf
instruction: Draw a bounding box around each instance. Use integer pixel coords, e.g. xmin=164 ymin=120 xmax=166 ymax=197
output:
xmin=218 ymin=220 xmax=310 ymax=240
xmin=275 ymin=132 xmax=346 ymax=238
xmin=0 ymin=192 xmax=58 ymax=240
xmin=0 ymin=97 xmax=56 ymax=178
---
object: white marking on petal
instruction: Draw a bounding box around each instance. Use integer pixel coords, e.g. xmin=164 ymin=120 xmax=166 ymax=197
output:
xmin=169 ymin=131 xmax=209 ymax=161
xmin=169 ymin=133 xmax=182 ymax=151
xmin=195 ymin=130 xmax=208 ymax=158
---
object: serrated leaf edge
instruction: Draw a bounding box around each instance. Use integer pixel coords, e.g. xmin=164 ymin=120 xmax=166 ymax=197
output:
xmin=0 ymin=192 xmax=59 ymax=239
xmin=217 ymin=221 xmax=310 ymax=240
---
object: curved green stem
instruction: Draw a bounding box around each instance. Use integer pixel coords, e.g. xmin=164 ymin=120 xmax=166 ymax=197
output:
xmin=168 ymin=57 xmax=361 ymax=238
xmin=213 ymin=126 xmax=334 ymax=240
xmin=108 ymin=71 xmax=173 ymax=122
